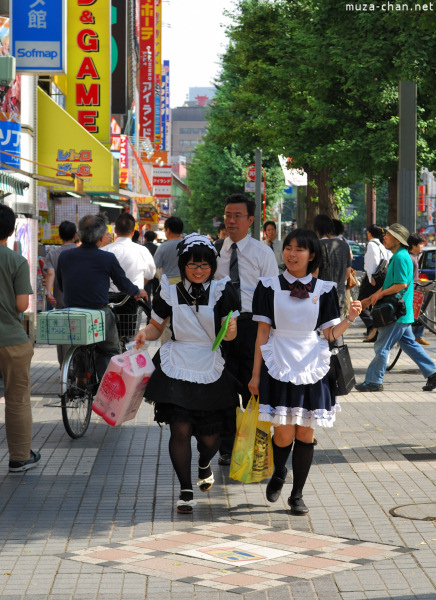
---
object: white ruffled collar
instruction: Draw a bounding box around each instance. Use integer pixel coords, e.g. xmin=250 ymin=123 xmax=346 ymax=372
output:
xmin=183 ymin=280 xmax=211 ymax=294
xmin=283 ymin=271 xmax=313 ymax=285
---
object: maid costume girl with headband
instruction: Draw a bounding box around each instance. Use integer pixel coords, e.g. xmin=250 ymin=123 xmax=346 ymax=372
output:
xmin=134 ymin=234 xmax=240 ymax=514
xmin=248 ymin=229 xmax=362 ymax=515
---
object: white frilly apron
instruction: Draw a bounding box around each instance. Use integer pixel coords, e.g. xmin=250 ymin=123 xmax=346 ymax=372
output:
xmin=159 ymin=275 xmax=230 ymax=384
xmin=260 ymin=277 xmax=334 ymax=385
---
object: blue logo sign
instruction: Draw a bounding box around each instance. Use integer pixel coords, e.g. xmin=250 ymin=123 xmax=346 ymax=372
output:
xmin=0 ymin=122 xmax=21 ymax=170
xmin=11 ymin=0 xmax=65 ymax=73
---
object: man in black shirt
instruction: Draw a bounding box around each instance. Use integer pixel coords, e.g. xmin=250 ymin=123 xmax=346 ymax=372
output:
xmin=57 ymin=214 xmax=147 ymax=378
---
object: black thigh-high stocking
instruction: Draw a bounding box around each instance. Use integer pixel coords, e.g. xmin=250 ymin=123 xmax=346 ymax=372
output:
xmin=272 ymin=437 xmax=293 ymax=479
xmin=197 ymin=432 xmax=220 ymax=480
xmin=169 ymin=422 xmax=194 ymax=496
xmin=290 ymin=438 xmax=317 ymax=500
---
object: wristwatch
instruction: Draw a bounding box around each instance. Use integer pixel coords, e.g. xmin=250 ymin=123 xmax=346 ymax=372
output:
xmin=345 ymin=315 xmax=355 ymax=324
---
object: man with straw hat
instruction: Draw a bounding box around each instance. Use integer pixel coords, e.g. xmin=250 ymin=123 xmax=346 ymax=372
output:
xmin=355 ymin=223 xmax=436 ymax=392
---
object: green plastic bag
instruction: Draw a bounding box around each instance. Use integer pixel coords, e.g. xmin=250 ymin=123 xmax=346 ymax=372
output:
xmin=229 ymin=396 xmax=273 ymax=483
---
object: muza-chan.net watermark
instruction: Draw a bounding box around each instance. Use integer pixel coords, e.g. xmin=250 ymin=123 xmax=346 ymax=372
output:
xmin=346 ymin=2 xmax=434 ymax=10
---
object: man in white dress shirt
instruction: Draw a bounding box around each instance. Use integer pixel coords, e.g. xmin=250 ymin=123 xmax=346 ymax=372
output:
xmin=263 ymin=220 xmax=283 ymax=266
xmin=103 ymin=212 xmax=155 ymax=291
xmin=215 ymin=193 xmax=278 ymax=464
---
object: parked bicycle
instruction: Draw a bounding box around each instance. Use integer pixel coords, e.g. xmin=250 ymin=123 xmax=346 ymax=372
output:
xmin=386 ymin=281 xmax=436 ymax=371
xmin=59 ymin=296 xmax=146 ymax=438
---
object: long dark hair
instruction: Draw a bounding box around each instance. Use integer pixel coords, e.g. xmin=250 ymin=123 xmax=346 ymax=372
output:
xmin=282 ymin=228 xmax=322 ymax=275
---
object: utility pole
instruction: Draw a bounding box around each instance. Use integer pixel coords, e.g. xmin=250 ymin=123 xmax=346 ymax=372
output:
xmin=397 ymin=81 xmax=417 ymax=233
xmin=254 ymin=148 xmax=262 ymax=240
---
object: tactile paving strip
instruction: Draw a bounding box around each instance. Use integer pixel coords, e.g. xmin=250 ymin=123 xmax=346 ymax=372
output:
xmin=62 ymin=522 xmax=412 ymax=594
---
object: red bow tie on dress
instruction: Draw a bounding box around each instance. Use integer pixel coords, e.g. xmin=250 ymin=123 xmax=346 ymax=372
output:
xmin=288 ymin=280 xmax=312 ymax=299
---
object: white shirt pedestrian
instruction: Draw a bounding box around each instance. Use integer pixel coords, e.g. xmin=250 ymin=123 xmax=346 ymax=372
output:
xmin=103 ymin=237 xmax=156 ymax=292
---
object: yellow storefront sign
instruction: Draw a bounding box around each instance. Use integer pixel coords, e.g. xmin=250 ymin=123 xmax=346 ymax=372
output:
xmin=66 ymin=0 xmax=111 ymax=147
xmin=37 ymin=88 xmax=118 ymax=192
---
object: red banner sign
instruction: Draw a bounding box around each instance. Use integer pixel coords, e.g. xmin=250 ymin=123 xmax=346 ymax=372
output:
xmin=138 ymin=0 xmax=155 ymax=142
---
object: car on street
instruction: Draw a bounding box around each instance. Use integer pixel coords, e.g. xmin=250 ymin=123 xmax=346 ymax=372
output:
xmin=418 ymin=247 xmax=436 ymax=281
xmin=346 ymin=240 xmax=365 ymax=271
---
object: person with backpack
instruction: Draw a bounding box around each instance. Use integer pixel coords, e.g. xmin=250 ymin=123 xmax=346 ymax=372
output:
xmin=358 ymin=225 xmax=390 ymax=342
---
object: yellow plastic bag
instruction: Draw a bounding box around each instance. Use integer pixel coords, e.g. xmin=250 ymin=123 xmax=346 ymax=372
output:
xmin=229 ymin=396 xmax=273 ymax=483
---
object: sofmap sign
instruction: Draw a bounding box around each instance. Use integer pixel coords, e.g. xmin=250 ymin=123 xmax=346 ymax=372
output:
xmin=11 ymin=0 xmax=66 ymax=73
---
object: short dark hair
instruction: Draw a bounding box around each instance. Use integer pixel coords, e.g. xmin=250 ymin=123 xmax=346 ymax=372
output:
xmin=408 ymin=232 xmax=426 ymax=248
xmin=0 ymin=203 xmax=16 ymax=240
xmin=367 ymin=224 xmax=385 ymax=242
xmin=225 ymin=193 xmax=255 ymax=217
xmin=217 ymin=222 xmax=227 ymax=233
xmin=282 ymin=228 xmax=322 ymax=275
xmin=164 ymin=216 xmax=184 ymax=234
xmin=115 ymin=212 xmax=136 ymax=236
xmin=58 ymin=221 xmax=77 ymax=242
xmin=332 ymin=218 xmax=344 ymax=237
xmin=144 ymin=230 xmax=157 ymax=242
xmin=263 ymin=220 xmax=276 ymax=232
xmin=178 ymin=246 xmax=217 ymax=282
xmin=313 ymin=214 xmax=334 ymax=237
xmin=78 ymin=214 xmax=107 ymax=244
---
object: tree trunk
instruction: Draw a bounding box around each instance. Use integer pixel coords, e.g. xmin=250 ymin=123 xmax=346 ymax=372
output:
xmin=388 ymin=172 xmax=397 ymax=224
xmin=304 ymin=166 xmax=336 ymax=228
xmin=365 ymin=180 xmax=376 ymax=228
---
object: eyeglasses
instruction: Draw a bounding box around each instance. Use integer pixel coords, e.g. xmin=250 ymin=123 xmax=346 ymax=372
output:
xmin=186 ymin=263 xmax=212 ymax=271
xmin=224 ymin=213 xmax=249 ymax=221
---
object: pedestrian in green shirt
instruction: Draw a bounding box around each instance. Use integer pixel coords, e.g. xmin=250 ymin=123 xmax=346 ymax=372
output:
xmin=355 ymin=223 xmax=436 ymax=393
xmin=0 ymin=204 xmax=40 ymax=472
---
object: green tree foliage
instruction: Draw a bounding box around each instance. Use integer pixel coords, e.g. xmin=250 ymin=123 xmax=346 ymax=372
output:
xmin=201 ymin=0 xmax=436 ymax=222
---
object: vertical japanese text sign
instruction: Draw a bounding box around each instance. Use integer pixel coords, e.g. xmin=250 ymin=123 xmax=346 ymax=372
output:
xmin=66 ymin=0 xmax=111 ymax=146
xmin=162 ymin=60 xmax=170 ymax=152
xmin=11 ymin=0 xmax=66 ymax=73
xmin=154 ymin=0 xmax=162 ymax=150
xmin=0 ymin=17 xmax=21 ymax=170
xmin=138 ymin=0 xmax=155 ymax=144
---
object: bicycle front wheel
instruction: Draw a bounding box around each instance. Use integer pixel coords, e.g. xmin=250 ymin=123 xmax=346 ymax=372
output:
xmin=61 ymin=346 xmax=95 ymax=438
xmin=386 ymin=345 xmax=402 ymax=371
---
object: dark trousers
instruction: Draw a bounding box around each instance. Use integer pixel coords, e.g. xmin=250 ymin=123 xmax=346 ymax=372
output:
xmin=94 ymin=306 xmax=120 ymax=380
xmin=219 ymin=318 xmax=258 ymax=456
xmin=358 ymin=275 xmax=381 ymax=333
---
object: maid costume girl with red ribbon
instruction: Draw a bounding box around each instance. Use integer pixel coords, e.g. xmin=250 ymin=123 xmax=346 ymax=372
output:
xmin=134 ymin=234 xmax=240 ymax=514
xmin=248 ymin=229 xmax=361 ymax=515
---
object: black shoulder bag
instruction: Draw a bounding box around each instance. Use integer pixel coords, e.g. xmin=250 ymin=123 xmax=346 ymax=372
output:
xmin=328 ymin=334 xmax=356 ymax=396
xmin=370 ymin=282 xmax=410 ymax=328
xmin=371 ymin=240 xmax=389 ymax=288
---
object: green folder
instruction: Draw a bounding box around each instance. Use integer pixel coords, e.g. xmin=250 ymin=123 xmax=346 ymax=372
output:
xmin=212 ymin=311 xmax=233 ymax=351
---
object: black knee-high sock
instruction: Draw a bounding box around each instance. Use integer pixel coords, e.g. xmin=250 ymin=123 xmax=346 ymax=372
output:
xmin=272 ymin=438 xmax=293 ymax=479
xmin=290 ymin=438 xmax=316 ymax=499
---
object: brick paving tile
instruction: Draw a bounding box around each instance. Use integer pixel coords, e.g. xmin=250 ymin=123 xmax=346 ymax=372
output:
xmin=1 ymin=330 xmax=436 ymax=599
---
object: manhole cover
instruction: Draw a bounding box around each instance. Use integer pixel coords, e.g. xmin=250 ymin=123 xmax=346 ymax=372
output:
xmin=390 ymin=503 xmax=436 ymax=521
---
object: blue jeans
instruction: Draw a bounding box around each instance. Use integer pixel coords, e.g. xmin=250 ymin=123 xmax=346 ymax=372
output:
xmin=365 ymin=322 xmax=436 ymax=385
xmin=412 ymin=324 xmax=425 ymax=339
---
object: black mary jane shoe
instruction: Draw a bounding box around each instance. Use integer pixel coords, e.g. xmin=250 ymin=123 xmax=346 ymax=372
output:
xmin=287 ymin=496 xmax=309 ymax=515
xmin=266 ymin=471 xmax=287 ymax=503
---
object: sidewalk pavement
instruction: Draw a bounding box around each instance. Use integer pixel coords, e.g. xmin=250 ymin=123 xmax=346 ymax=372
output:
xmin=1 ymin=322 xmax=436 ymax=600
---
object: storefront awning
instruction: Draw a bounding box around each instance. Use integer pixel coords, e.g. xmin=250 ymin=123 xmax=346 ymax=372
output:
xmin=0 ymin=172 xmax=29 ymax=196
xmin=37 ymin=88 xmax=119 ymax=193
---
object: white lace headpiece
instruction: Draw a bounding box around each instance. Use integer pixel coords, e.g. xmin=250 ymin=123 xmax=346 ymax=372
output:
xmin=177 ymin=233 xmax=218 ymax=256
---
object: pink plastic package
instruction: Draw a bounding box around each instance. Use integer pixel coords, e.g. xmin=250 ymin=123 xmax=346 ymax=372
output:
xmin=92 ymin=348 xmax=155 ymax=426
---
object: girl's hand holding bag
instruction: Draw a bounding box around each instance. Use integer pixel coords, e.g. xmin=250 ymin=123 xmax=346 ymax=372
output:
xmin=229 ymin=395 xmax=273 ymax=483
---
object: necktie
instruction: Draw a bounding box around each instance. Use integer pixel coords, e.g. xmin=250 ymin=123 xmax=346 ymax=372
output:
xmin=229 ymin=242 xmax=241 ymax=308
xmin=288 ymin=280 xmax=312 ymax=299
